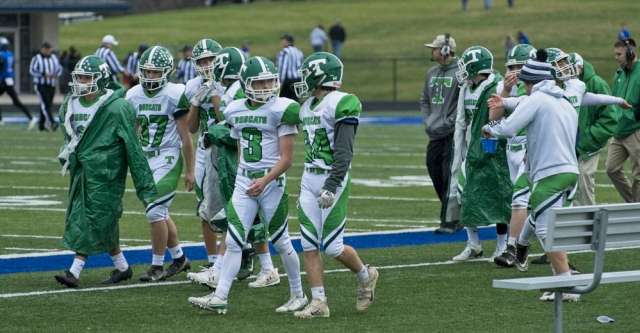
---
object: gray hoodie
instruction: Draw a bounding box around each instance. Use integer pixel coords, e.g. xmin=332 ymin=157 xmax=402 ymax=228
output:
xmin=420 ymin=59 xmax=461 ymax=140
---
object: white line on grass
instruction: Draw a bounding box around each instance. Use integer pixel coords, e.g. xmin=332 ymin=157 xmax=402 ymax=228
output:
xmin=0 ymin=234 xmax=152 ymax=243
xmin=4 ymin=247 xmax=60 ymax=252
xmin=3 ymin=245 xmax=639 ymax=299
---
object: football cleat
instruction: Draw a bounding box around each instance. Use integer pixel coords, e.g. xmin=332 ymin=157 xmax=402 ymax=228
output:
xmin=248 ymin=268 xmax=280 ymax=288
xmin=187 ymin=266 xmax=219 ymax=289
xmin=275 ymin=295 xmax=308 ymax=313
xmin=102 ymin=267 xmax=133 ymax=284
xmin=452 ymin=244 xmax=483 ymax=261
xmin=165 ymin=256 xmax=191 ymax=279
xmin=237 ymin=247 xmax=256 ymax=281
xmin=54 ymin=270 xmax=79 ymax=288
xmin=494 ymin=244 xmax=517 ymax=268
xmin=489 ymin=245 xmax=506 ymax=262
xmin=515 ymin=243 xmax=530 ymax=272
xmin=139 ymin=265 xmax=165 ymax=282
xmin=27 ymin=118 xmax=37 ymax=130
xmin=294 ymin=298 xmax=330 ymax=319
xmin=188 ymin=293 xmax=228 ymax=314
xmin=356 ymin=265 xmax=379 ymax=311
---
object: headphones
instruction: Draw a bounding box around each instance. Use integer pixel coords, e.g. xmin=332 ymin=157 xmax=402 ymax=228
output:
xmin=625 ymin=39 xmax=636 ymax=65
xmin=440 ymin=33 xmax=451 ymax=57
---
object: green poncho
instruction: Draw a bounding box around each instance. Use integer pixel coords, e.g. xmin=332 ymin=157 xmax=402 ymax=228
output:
xmin=59 ymin=87 xmax=156 ymax=255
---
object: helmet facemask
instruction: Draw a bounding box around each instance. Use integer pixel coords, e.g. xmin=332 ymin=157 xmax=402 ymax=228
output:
xmin=138 ymin=65 xmax=170 ymax=91
xmin=455 ymin=58 xmax=469 ymax=83
xmin=506 ymin=63 xmax=524 ymax=76
xmin=70 ymin=71 xmax=101 ymax=97
xmin=194 ymin=55 xmax=216 ymax=81
xmin=551 ymin=55 xmax=576 ymax=81
xmin=244 ymin=74 xmax=280 ymax=103
xmin=294 ymin=67 xmax=322 ymax=100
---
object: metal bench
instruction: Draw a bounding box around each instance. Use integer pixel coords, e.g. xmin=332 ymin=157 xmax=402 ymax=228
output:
xmin=492 ymin=203 xmax=640 ymax=333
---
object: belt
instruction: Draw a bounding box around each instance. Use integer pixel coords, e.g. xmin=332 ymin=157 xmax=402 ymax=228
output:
xmin=507 ymin=143 xmax=526 ymax=152
xmin=305 ymin=167 xmax=331 ymax=175
xmin=144 ymin=150 xmax=161 ymax=158
xmin=240 ymin=168 xmax=270 ymax=179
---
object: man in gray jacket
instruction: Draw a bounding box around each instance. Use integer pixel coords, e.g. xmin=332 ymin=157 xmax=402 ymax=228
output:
xmin=421 ymin=34 xmax=461 ymax=234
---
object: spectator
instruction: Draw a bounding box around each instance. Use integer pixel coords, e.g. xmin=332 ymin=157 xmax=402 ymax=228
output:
xmin=606 ymin=38 xmax=640 ymax=202
xmin=176 ymin=45 xmax=196 ymax=84
xmin=421 ymin=34 xmax=461 ymax=234
xmin=484 ymin=0 xmax=492 ymax=10
xmin=310 ymin=24 xmax=328 ymax=52
xmin=0 ymin=37 xmax=36 ymax=128
xmin=504 ymin=35 xmax=515 ymax=58
xmin=329 ymin=21 xmax=346 ymax=58
xmin=507 ymin=0 xmax=514 ymax=7
xmin=619 ymin=23 xmax=631 ymax=41
xmin=124 ymin=44 xmax=148 ymax=88
xmin=29 ymin=42 xmax=62 ymax=131
xmin=517 ymin=31 xmax=529 ymax=45
xmin=95 ymin=34 xmax=124 ymax=83
xmin=241 ymin=41 xmax=251 ymax=59
xmin=276 ymin=33 xmax=303 ymax=100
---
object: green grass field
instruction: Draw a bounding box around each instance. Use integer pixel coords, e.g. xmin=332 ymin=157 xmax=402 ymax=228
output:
xmin=1 ymin=120 xmax=639 ymax=332
xmin=60 ymin=0 xmax=640 ymax=101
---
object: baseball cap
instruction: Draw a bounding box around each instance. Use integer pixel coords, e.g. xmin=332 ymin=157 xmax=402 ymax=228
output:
xmin=425 ymin=34 xmax=456 ymax=51
xmin=101 ymin=34 xmax=119 ymax=46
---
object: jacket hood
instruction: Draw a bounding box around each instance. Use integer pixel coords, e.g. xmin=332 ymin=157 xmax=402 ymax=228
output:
xmin=532 ymin=79 xmax=564 ymax=98
xmin=581 ymin=61 xmax=596 ymax=82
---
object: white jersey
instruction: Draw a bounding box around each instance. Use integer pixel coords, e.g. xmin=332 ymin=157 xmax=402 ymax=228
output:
xmin=299 ymin=90 xmax=362 ymax=170
xmin=183 ymin=76 xmax=224 ymax=132
xmin=220 ymin=80 xmax=244 ymax=114
xmin=563 ymin=78 xmax=587 ymax=110
xmin=460 ymin=73 xmax=497 ymax=146
xmin=225 ymin=97 xmax=300 ymax=171
xmin=68 ymin=90 xmax=114 ymax=136
xmin=126 ymin=82 xmax=187 ymax=152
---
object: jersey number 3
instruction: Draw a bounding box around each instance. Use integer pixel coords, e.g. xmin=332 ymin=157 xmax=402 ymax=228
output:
xmin=242 ymin=127 xmax=263 ymax=162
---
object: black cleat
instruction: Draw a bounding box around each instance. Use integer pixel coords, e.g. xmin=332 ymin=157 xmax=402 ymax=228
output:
xmin=102 ymin=266 xmax=133 ymax=284
xmin=237 ymin=247 xmax=256 ymax=281
xmin=494 ymin=244 xmax=516 ymax=268
xmin=165 ymin=256 xmax=191 ymax=279
xmin=515 ymin=243 xmax=530 ymax=272
xmin=54 ymin=270 xmax=79 ymax=288
xmin=139 ymin=265 xmax=165 ymax=282
xmin=532 ymin=254 xmax=549 ymax=265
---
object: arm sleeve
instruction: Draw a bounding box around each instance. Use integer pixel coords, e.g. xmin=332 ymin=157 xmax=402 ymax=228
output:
xmin=174 ymin=92 xmax=190 ymax=118
xmin=486 ymin=98 xmax=537 ymax=137
xmin=581 ymin=92 xmax=624 ymax=106
xmin=108 ymin=50 xmax=125 ymax=73
xmin=323 ymin=121 xmax=356 ymax=193
xmin=29 ymin=56 xmax=41 ymax=78
xmin=117 ymin=101 xmax=157 ymax=205
xmin=335 ymin=94 xmax=361 ymax=122
xmin=420 ymin=72 xmax=431 ymax=114
xmin=278 ymin=101 xmax=301 ymax=136
xmin=502 ymin=96 xmax=526 ymax=111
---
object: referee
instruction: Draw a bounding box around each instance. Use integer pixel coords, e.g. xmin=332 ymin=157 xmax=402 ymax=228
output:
xmin=29 ymin=42 xmax=61 ymax=131
xmin=95 ymin=34 xmax=124 ymax=83
xmin=176 ymin=45 xmax=196 ymax=84
xmin=276 ymin=34 xmax=303 ymax=100
xmin=125 ymin=44 xmax=148 ymax=88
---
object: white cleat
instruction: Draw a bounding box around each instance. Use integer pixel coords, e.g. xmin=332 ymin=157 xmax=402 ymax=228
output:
xmin=452 ymin=244 xmax=483 ymax=262
xmin=539 ymin=291 xmax=580 ymax=302
xmin=27 ymin=117 xmax=37 ymax=130
xmin=294 ymin=298 xmax=330 ymax=319
xmin=356 ymin=265 xmax=379 ymax=311
xmin=275 ymin=295 xmax=308 ymax=313
xmin=248 ymin=268 xmax=280 ymax=288
xmin=188 ymin=292 xmax=228 ymax=314
xmin=187 ymin=266 xmax=218 ymax=289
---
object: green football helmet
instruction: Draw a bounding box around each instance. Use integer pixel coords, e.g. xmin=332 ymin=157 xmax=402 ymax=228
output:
xmin=137 ymin=46 xmax=174 ymax=91
xmin=213 ymin=47 xmax=245 ymax=83
xmin=546 ymin=47 xmax=576 ymax=81
xmin=569 ymin=52 xmax=584 ymax=72
xmin=70 ymin=55 xmax=111 ymax=97
xmin=294 ymin=52 xmax=344 ymax=99
xmin=456 ymin=46 xmax=494 ymax=82
xmin=192 ymin=38 xmax=222 ymax=81
xmin=240 ymin=56 xmax=280 ymax=103
xmin=505 ymin=44 xmax=536 ymax=71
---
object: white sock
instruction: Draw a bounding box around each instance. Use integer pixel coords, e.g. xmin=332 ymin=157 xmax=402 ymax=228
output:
xmin=275 ymin=240 xmax=303 ymax=298
xmin=111 ymin=252 xmax=129 ymax=272
xmin=496 ymin=233 xmax=507 ymax=251
xmin=258 ymin=252 xmax=274 ymax=273
xmin=69 ymin=258 xmax=85 ymax=278
xmin=213 ymin=252 xmax=225 ymax=272
xmin=466 ymin=227 xmax=480 ymax=247
xmin=215 ymin=250 xmax=241 ymax=300
xmin=557 ymin=270 xmax=571 ymax=276
xmin=356 ymin=265 xmax=370 ymax=283
xmin=507 ymin=236 xmax=517 ymax=247
xmin=152 ymin=254 xmax=164 ymax=266
xmin=208 ymin=254 xmax=217 ymax=265
xmin=311 ymin=286 xmax=326 ymax=301
xmin=168 ymin=245 xmax=183 ymax=259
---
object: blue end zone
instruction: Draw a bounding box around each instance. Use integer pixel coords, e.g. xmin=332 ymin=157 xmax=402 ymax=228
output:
xmin=0 ymin=227 xmax=497 ymax=275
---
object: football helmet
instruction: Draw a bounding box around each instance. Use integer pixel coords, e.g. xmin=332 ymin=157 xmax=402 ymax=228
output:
xmin=213 ymin=47 xmax=245 ymax=82
xmin=546 ymin=47 xmax=576 ymax=81
xmin=505 ymin=44 xmax=536 ymax=72
xmin=241 ymin=56 xmax=280 ymax=103
xmin=456 ymin=46 xmax=494 ymax=83
xmin=192 ymin=38 xmax=222 ymax=81
xmin=138 ymin=46 xmax=174 ymax=91
xmin=69 ymin=55 xmax=111 ymax=97
xmin=294 ymin=52 xmax=343 ymax=99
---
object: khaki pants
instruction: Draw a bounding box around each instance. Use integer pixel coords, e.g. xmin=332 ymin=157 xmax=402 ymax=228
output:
xmin=574 ymin=154 xmax=599 ymax=206
xmin=605 ymin=130 xmax=640 ymax=202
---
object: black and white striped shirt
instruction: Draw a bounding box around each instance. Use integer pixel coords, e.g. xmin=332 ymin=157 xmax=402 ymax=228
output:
xmin=96 ymin=46 xmax=124 ymax=80
xmin=29 ymin=53 xmax=62 ymax=86
xmin=277 ymin=46 xmax=304 ymax=81
xmin=126 ymin=52 xmax=140 ymax=76
xmin=176 ymin=58 xmax=196 ymax=84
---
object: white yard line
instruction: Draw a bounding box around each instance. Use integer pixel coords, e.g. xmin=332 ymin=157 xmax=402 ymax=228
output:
xmin=0 ymin=234 xmax=152 ymax=243
xmin=4 ymin=247 xmax=61 ymax=252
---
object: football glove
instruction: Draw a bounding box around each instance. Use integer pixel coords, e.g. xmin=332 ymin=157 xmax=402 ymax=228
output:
xmin=190 ymin=82 xmax=214 ymax=107
xmin=318 ymin=190 xmax=336 ymax=209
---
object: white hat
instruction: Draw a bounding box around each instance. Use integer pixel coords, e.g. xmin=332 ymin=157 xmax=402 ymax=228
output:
xmin=425 ymin=34 xmax=456 ymax=51
xmin=101 ymin=34 xmax=118 ymax=46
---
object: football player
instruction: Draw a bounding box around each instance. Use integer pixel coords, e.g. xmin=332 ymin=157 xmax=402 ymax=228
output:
xmin=291 ymin=52 xmax=379 ymax=319
xmin=188 ymin=56 xmax=305 ymax=314
xmin=126 ymin=46 xmax=192 ymax=281
xmin=449 ymin=46 xmax=512 ymax=262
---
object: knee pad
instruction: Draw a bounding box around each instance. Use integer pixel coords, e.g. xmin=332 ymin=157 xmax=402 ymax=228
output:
xmin=272 ymin=231 xmax=294 ymax=254
xmin=224 ymin=232 xmax=244 ymax=253
xmin=323 ymin=239 xmax=344 ymax=258
xmin=146 ymin=205 xmax=168 ymax=223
